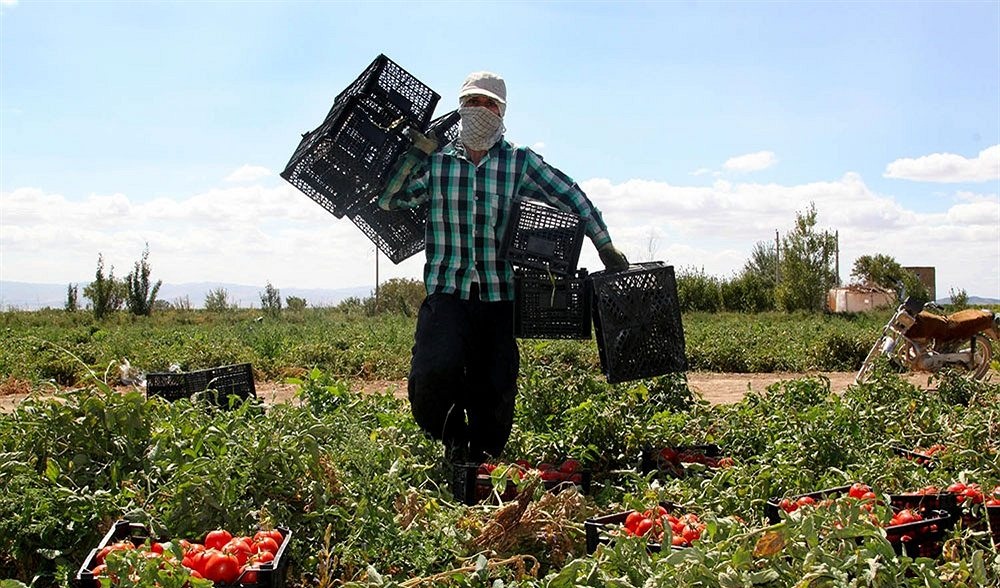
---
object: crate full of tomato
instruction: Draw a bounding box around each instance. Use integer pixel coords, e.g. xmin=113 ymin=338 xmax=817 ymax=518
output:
xmin=74 ymin=520 xmax=291 ymax=587
xmin=639 ymin=444 xmax=733 ymax=478
xmin=452 ymin=458 xmax=590 ymax=506
xmin=584 ymin=502 xmax=706 ymax=554
xmin=767 ymin=483 xmax=953 ymax=558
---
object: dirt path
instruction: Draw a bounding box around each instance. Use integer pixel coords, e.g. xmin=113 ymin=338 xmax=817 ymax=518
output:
xmin=0 ymin=371 xmax=939 ymax=413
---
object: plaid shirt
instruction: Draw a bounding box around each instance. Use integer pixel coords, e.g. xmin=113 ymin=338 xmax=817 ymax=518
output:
xmin=379 ymin=138 xmax=611 ymax=301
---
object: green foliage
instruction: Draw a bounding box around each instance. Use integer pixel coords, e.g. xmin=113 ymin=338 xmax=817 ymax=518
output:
xmin=125 ymin=243 xmax=163 ymax=317
xmin=851 ymin=253 xmax=928 ymax=301
xmin=82 ymin=254 xmax=125 ymax=319
xmin=950 ymin=287 xmax=970 ymax=310
xmin=719 ymin=271 xmax=776 ymax=313
xmin=775 ymin=203 xmax=839 ymax=312
xmin=285 ymin=295 xmax=307 ymax=312
xmin=203 ymin=288 xmax=231 ymax=312
xmin=259 ymin=282 xmax=282 ymax=316
xmin=675 ymin=267 xmax=723 ymax=312
xmin=64 ymin=284 xmax=78 ymax=313
xmin=372 ymin=278 xmax=426 ymax=316
xmin=3 ymin=364 xmax=999 ymax=586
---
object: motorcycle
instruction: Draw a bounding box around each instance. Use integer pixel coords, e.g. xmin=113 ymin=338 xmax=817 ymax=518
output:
xmin=856 ymin=297 xmax=999 ymax=383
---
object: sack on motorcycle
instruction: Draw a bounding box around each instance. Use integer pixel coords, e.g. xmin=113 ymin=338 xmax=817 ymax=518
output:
xmin=906 ymin=309 xmax=995 ymax=342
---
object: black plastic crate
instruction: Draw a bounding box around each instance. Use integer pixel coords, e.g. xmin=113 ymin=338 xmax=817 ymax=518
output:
xmin=501 ymin=199 xmax=586 ymax=275
xmin=146 ymin=363 xmax=256 ymax=404
xmin=988 ymin=504 xmax=1000 ymax=547
xmin=514 ymin=268 xmax=591 ymax=340
xmin=74 ymin=520 xmax=292 ymax=588
xmin=451 ymin=461 xmax=591 ymax=506
xmin=640 ymin=444 xmax=727 ymax=478
xmin=331 ymin=53 xmax=439 ymax=130
xmin=282 ymin=95 xmax=412 ymax=219
xmin=346 ymin=110 xmax=463 ymax=264
xmin=891 ymin=446 xmax=939 ymax=468
xmin=590 ymin=262 xmax=687 ymax=384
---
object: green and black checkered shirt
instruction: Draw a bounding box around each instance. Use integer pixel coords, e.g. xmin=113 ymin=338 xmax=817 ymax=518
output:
xmin=379 ymin=138 xmax=611 ymax=302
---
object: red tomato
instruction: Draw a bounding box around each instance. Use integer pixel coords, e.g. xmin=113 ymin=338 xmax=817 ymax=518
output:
xmin=253 ymin=529 xmax=284 ymax=544
xmin=682 ymin=525 xmax=702 ymax=543
xmin=635 ymin=518 xmax=654 ymax=537
xmin=848 ymin=483 xmax=871 ymax=500
xmin=252 ymin=551 xmax=275 ymax=565
xmin=253 ymin=536 xmax=280 ymax=555
xmin=204 ymin=529 xmax=233 ymax=551
xmin=779 ymin=498 xmax=797 ymax=513
xmin=947 ymin=482 xmax=967 ymax=495
xmin=558 ymin=459 xmax=581 ymax=473
xmin=223 ymin=537 xmax=254 ymax=566
xmin=797 ymin=496 xmax=816 ymax=507
xmin=95 ymin=541 xmax=134 ymax=565
xmin=202 ymin=550 xmax=241 ymax=584
xmin=625 ymin=511 xmax=644 ymax=532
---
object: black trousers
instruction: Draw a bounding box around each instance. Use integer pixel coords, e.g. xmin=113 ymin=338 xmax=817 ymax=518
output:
xmin=408 ymin=289 xmax=519 ymax=460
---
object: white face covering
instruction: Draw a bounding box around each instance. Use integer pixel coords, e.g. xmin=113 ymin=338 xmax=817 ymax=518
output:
xmin=459 ymin=106 xmax=505 ymax=151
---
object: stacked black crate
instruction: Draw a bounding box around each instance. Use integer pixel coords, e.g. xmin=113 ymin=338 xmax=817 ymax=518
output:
xmin=281 ymin=54 xmax=442 ymax=262
xmin=504 ymin=199 xmax=591 ymax=340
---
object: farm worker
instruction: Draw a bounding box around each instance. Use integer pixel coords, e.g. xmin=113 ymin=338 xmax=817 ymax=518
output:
xmin=378 ymin=70 xmax=629 ymax=468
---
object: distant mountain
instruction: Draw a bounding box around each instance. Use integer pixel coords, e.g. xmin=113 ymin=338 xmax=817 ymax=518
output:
xmin=0 ymin=280 xmax=373 ymax=310
xmin=934 ymin=296 xmax=1000 ymax=306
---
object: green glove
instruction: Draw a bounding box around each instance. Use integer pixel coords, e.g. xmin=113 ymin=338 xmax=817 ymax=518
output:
xmin=598 ymin=243 xmax=629 ymax=272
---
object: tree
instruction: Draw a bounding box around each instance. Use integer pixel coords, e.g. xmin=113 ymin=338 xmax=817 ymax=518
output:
xmin=850 ymin=253 xmax=928 ymax=301
xmin=675 ymin=266 xmax=723 ymax=312
xmin=949 ymin=287 xmax=969 ymax=310
xmin=204 ymin=288 xmax=231 ymax=312
xmin=260 ymin=282 xmax=282 ymax=316
xmin=774 ymin=203 xmax=839 ymax=312
xmin=286 ymin=296 xmax=307 ymax=312
xmin=125 ymin=243 xmax=163 ymax=316
xmin=65 ymin=283 xmax=78 ymax=312
xmin=83 ymin=254 xmax=125 ymax=319
xmin=369 ymin=278 xmax=425 ymax=316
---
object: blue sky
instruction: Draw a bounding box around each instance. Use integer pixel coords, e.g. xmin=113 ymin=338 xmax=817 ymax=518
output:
xmin=2 ymin=0 xmax=998 ymax=303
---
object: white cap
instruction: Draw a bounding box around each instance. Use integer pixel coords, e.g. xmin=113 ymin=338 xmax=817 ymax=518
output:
xmin=459 ymin=71 xmax=507 ymax=115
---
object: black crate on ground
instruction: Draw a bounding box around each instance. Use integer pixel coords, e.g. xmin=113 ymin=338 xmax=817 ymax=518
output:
xmin=347 ymin=110 xmax=463 ymax=264
xmin=74 ymin=520 xmax=292 ymax=588
xmin=146 ymin=363 xmax=255 ymax=405
xmin=889 ymin=491 xmax=961 ymax=520
xmin=144 ymin=372 xmax=188 ymax=402
xmin=988 ymin=505 xmax=1000 ymax=548
xmin=584 ymin=502 xmax=689 ymax=555
xmin=590 ymin=262 xmax=687 ymax=384
xmin=765 ymin=485 xmax=854 ymax=524
xmin=282 ymin=95 xmax=413 ymax=219
xmin=451 ymin=462 xmax=591 ymax=506
xmin=186 ymin=363 xmax=256 ymax=402
xmin=640 ymin=444 xmax=726 ymax=478
xmin=891 ymin=446 xmax=938 ymax=469
xmin=331 ymin=54 xmax=440 ymax=130
xmin=514 ymin=268 xmax=591 ymax=340
xmin=501 ymin=199 xmax=586 ymax=275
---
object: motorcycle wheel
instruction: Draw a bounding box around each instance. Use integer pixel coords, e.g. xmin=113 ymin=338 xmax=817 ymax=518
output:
xmin=964 ymin=334 xmax=994 ymax=380
xmin=856 ymin=336 xmax=892 ymax=384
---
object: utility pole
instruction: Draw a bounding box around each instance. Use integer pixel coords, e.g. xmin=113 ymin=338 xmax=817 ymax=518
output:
xmin=374 ymin=248 xmax=380 ymax=311
xmin=775 ymin=229 xmax=780 ymax=285
xmin=834 ymin=230 xmax=840 ymax=285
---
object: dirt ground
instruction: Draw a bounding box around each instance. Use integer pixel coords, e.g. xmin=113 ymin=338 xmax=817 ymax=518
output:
xmin=0 ymin=371 xmax=939 ymax=413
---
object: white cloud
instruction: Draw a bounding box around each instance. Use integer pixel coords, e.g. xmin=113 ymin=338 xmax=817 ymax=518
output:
xmin=224 ymin=165 xmax=272 ymax=183
xmin=723 ymin=151 xmax=778 ymax=173
xmin=581 ymin=173 xmax=999 ymax=298
xmin=689 ymin=168 xmax=712 ymax=176
xmin=884 ymin=144 xmax=1000 ymax=183
xmin=2 ymin=171 xmax=998 ymax=299
xmin=0 ymin=0 xmax=18 ymax=6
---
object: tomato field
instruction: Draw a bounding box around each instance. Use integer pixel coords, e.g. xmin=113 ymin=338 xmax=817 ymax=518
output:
xmin=1 ymin=309 xmax=999 ymax=587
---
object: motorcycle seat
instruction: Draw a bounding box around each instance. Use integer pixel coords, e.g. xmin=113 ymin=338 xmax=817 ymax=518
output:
xmin=907 ymin=308 xmax=996 ymax=343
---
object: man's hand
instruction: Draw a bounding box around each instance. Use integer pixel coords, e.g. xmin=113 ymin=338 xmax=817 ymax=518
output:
xmin=598 ymin=243 xmax=629 ymax=272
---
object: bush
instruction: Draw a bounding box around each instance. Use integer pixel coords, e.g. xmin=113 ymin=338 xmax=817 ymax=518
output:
xmin=676 ymin=267 xmax=722 ymax=312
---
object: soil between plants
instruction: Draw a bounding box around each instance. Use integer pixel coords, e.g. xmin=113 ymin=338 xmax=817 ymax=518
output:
xmin=0 ymin=371 xmax=941 ymax=413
